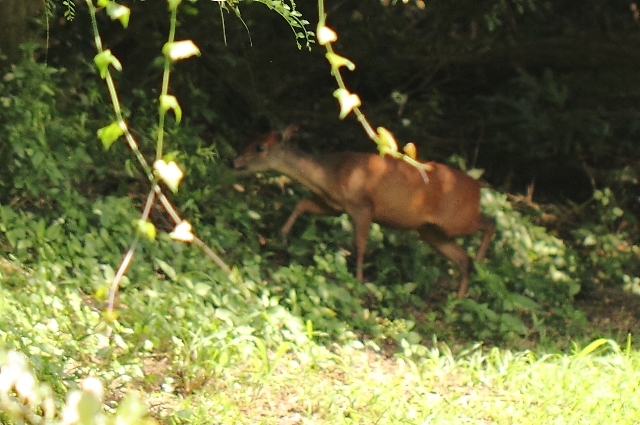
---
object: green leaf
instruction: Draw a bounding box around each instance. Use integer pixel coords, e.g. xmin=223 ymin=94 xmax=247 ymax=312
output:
xmin=333 ymin=88 xmax=360 ymax=119
xmin=247 ymin=210 xmax=261 ymax=220
xmin=194 ymin=282 xmax=211 ymax=297
xmin=467 ymin=168 xmax=485 ymax=180
xmin=154 ymin=258 xmax=177 ymax=282
xmin=167 ymin=0 xmax=182 ymax=10
xmin=154 ymin=160 xmax=184 ymax=193
xmin=500 ymin=313 xmax=527 ymax=334
xmin=376 ymin=127 xmax=399 ymax=156
xmin=169 ymin=221 xmax=194 ymax=242
xmin=162 ymin=40 xmax=201 ymax=62
xmin=93 ymin=50 xmax=122 ymax=79
xmin=133 ymin=220 xmax=156 ymax=241
xmin=325 ymin=52 xmax=355 ymax=71
xmin=316 ymin=25 xmax=337 ymax=45
xmin=97 ymin=122 xmax=124 ymax=150
xmin=508 ymin=293 xmax=541 ymax=311
xmin=575 ymin=338 xmax=616 ymax=357
xmin=106 ymin=3 xmax=130 ymax=28
xmin=159 ymin=94 xmax=182 ymax=123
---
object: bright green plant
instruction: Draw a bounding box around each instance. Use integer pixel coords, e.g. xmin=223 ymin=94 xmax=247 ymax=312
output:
xmin=0 ymin=55 xmax=94 ymax=204
xmin=573 ymin=188 xmax=640 ymax=292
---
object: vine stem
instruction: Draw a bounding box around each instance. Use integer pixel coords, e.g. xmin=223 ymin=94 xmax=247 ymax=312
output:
xmin=317 ymin=0 xmax=431 ymax=182
xmin=318 ymin=2 xmax=376 ymax=142
xmin=325 ymin=44 xmax=377 ymax=141
xmin=156 ymin=4 xmax=178 ymax=161
xmin=85 ymin=0 xmax=231 ymax=320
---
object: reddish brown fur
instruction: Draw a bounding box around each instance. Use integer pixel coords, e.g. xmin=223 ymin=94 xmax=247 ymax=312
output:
xmin=232 ymin=127 xmax=494 ymax=296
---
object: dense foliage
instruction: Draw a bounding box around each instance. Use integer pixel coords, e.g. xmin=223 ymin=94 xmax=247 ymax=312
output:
xmin=1 ymin=0 xmax=639 ymax=422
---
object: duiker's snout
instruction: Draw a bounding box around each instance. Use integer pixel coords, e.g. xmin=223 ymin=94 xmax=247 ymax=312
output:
xmin=228 ymin=157 xmax=242 ymax=170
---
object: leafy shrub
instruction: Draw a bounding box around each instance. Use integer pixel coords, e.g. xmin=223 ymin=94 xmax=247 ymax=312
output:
xmin=0 ymin=55 xmax=108 ymax=207
xmin=225 ymin=167 xmax=588 ymax=343
xmin=443 ymin=189 xmax=584 ymax=340
xmin=572 ymin=188 xmax=640 ymax=293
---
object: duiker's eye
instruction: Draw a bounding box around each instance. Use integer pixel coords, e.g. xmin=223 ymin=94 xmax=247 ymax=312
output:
xmin=255 ymin=144 xmax=266 ymax=153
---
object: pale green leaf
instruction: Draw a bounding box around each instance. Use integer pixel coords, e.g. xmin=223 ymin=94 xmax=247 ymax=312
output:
xmin=93 ymin=50 xmax=122 ymax=79
xmin=194 ymin=282 xmax=211 ymax=297
xmin=133 ymin=219 xmax=156 ymax=241
xmin=106 ymin=3 xmax=130 ymax=28
xmin=96 ymin=122 xmax=124 ymax=150
xmin=325 ymin=52 xmax=355 ymax=71
xmin=155 ymin=258 xmax=177 ymax=281
xmin=316 ymin=25 xmax=337 ymax=45
xmin=154 ymin=159 xmax=184 ymax=193
xmin=162 ymin=40 xmax=201 ymax=62
xmin=169 ymin=221 xmax=194 ymax=242
xmin=333 ymin=88 xmax=360 ymax=119
xmin=159 ymin=94 xmax=182 ymax=123
xmin=167 ymin=0 xmax=182 ymax=10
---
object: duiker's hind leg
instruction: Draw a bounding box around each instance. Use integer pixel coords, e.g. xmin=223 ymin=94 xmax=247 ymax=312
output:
xmin=418 ymin=224 xmax=473 ymax=297
xmin=476 ymin=214 xmax=495 ymax=261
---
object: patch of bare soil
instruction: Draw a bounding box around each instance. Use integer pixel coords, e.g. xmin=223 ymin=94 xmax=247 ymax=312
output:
xmin=575 ymin=286 xmax=640 ymax=336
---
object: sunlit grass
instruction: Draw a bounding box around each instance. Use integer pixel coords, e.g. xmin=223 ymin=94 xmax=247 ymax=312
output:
xmin=2 ymin=256 xmax=640 ymax=424
xmin=180 ymin=339 xmax=640 ymax=424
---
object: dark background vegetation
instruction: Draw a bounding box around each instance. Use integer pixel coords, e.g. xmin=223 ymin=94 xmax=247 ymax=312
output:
xmin=1 ymin=0 xmax=640 ymax=346
xmin=41 ymin=0 xmax=640 ymax=202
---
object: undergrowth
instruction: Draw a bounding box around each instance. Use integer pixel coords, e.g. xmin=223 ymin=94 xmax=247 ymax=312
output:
xmin=0 ymin=51 xmax=636 ymax=349
xmin=1 ymin=2 xmax=640 ymax=421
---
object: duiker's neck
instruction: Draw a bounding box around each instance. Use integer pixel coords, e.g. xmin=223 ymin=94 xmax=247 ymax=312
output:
xmin=271 ymin=146 xmax=336 ymax=196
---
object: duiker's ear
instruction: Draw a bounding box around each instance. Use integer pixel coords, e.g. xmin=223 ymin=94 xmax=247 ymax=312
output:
xmin=281 ymin=124 xmax=299 ymax=142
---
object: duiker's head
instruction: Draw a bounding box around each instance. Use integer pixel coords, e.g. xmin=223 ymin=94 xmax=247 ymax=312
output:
xmin=230 ymin=125 xmax=297 ymax=172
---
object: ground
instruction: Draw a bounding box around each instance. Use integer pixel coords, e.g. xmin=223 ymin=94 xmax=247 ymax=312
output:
xmin=575 ymin=286 xmax=640 ymax=337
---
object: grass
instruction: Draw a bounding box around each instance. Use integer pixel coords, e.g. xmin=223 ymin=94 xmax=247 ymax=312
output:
xmin=183 ymin=342 xmax=640 ymax=424
xmin=2 ymin=256 xmax=640 ymax=425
